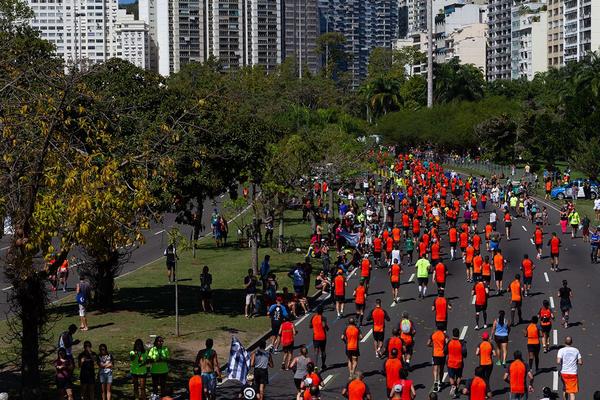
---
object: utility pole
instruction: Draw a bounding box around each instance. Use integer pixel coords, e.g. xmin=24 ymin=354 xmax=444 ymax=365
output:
xmin=427 ymin=0 xmax=433 ymax=108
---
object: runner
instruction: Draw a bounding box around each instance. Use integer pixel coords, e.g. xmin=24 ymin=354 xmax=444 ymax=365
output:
xmin=373 ymin=235 xmax=383 ymax=269
xmin=491 ymin=310 xmax=509 ymax=366
xmin=279 ymin=317 xmax=297 ymax=370
xmin=249 ymin=341 xmax=273 ymax=400
xmin=309 ymin=307 xmax=329 ymax=369
xmin=360 ymin=255 xmax=372 ymax=291
xmin=193 ymin=339 xmax=222 ymax=400
xmin=485 ymin=222 xmax=493 ymax=252
xmin=446 ymin=328 xmax=467 ymax=398
xmin=504 ymin=211 xmax=512 ymax=240
xmin=465 ymin=242 xmax=475 ymax=283
xmin=367 ymin=299 xmax=391 ymax=358
xmin=449 ymin=226 xmax=458 ymax=261
xmin=432 ymin=290 xmax=452 ymax=332
xmin=342 ymin=318 xmax=362 ymax=377
xmin=481 ymin=255 xmax=492 ymax=287
xmin=385 ymin=328 xmax=405 ymax=362
xmin=520 ymin=255 xmax=535 ymax=297
xmin=472 ymin=278 xmax=489 ymax=330
xmin=341 ymin=371 xmax=371 ymax=400
xmin=431 ymin=238 xmax=441 ymax=266
xmin=591 ymin=226 xmax=600 ymax=263
xmin=524 ymin=316 xmax=541 ymax=373
xmin=503 ymin=350 xmax=534 ymax=400
xmin=538 ymin=299 xmax=555 ymax=353
xmin=475 ymin=332 xmax=495 ymax=396
xmin=289 ymin=346 xmax=312 ymax=393
xmin=416 ymin=254 xmax=431 ymax=300
xmin=433 ymin=261 xmax=447 ymax=293
xmin=353 ymin=279 xmax=367 ymax=326
xmin=404 ymin=235 xmax=414 ymax=266
xmin=508 ymin=274 xmax=524 ymax=326
xmin=493 ymin=249 xmax=506 ymax=293
xmin=557 ymin=336 xmax=582 ymax=400
xmin=548 ymin=232 xmax=561 ymax=272
xmin=383 ymin=348 xmax=403 ymax=395
xmin=533 ymin=225 xmax=544 ymax=259
xmin=267 ymin=296 xmax=289 ymax=352
xmin=460 ymin=366 xmax=488 ymax=400
xmin=427 ymin=328 xmax=448 ymax=393
xmin=389 ymin=259 xmax=402 ymax=303
xmin=400 ymin=312 xmax=416 ymax=368
xmin=558 ymin=279 xmax=573 ymax=329
xmin=334 ymin=269 xmax=347 ymax=318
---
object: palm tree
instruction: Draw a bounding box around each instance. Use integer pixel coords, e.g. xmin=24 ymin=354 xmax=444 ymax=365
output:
xmin=361 ymin=76 xmax=403 ymax=120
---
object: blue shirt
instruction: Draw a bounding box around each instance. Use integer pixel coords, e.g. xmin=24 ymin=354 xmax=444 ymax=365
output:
xmin=495 ymin=321 xmax=509 ymax=337
xmin=268 ymin=304 xmax=288 ymax=322
xmin=591 ymin=232 xmax=600 ymax=245
xmin=260 ymin=260 xmax=270 ymax=278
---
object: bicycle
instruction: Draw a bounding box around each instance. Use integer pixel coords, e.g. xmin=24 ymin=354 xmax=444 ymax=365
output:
xmin=280 ymin=236 xmax=303 ymax=253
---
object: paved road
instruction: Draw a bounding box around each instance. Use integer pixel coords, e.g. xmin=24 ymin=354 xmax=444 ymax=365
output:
xmin=219 ymin=196 xmax=600 ymax=399
xmin=0 ymin=195 xmax=231 ymax=317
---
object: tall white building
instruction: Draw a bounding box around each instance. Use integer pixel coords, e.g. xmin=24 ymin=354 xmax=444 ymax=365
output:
xmin=563 ymin=0 xmax=600 ymax=63
xmin=115 ymin=9 xmax=149 ymax=69
xmin=511 ymin=2 xmax=548 ymax=80
xmin=487 ymin=0 xmax=512 ymax=81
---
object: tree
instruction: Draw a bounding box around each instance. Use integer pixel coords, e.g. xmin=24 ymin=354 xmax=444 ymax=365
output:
xmin=316 ymin=32 xmax=349 ymax=80
xmin=360 ymin=76 xmax=403 ymax=119
xmin=393 ymin=47 xmax=427 ymax=77
xmin=434 ymin=58 xmax=485 ymax=103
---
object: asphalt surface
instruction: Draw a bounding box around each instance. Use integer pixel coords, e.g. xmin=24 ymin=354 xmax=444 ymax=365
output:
xmin=0 ymin=195 xmax=232 ymax=318
xmin=218 ymin=197 xmax=600 ymax=399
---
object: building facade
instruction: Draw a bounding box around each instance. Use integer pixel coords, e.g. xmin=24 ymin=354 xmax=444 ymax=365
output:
xmin=547 ymin=0 xmax=563 ymax=67
xmin=564 ymin=0 xmax=600 ymax=63
xmin=487 ymin=0 xmax=512 ymax=81
xmin=282 ymin=0 xmax=320 ymax=74
xmin=445 ymin=23 xmax=488 ymax=73
xmin=511 ymin=2 xmax=547 ymax=80
xmin=115 ymin=9 xmax=150 ymax=69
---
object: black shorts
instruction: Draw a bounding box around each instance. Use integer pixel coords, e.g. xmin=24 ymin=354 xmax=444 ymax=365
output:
xmin=271 ymin=322 xmax=282 ymax=337
xmin=465 ymin=263 xmax=473 ymax=270
xmin=254 ymin=367 xmax=269 ymax=386
xmin=200 ymin=289 xmax=212 ymax=300
xmin=436 ymin=281 xmax=445 ymax=289
xmin=373 ymin=331 xmax=384 ymax=342
xmin=404 ymin=343 xmax=414 ymax=355
xmin=460 ymin=247 xmax=467 ymax=253
xmin=494 ymin=335 xmax=508 ymax=345
xmin=346 ymin=349 xmax=360 ymax=358
xmin=505 ymin=222 xmax=512 ymax=228
xmin=282 ymin=344 xmax=294 ymax=353
xmin=391 ymin=281 xmax=400 ymax=289
xmin=355 ymin=303 xmax=365 ymax=312
xmin=527 ymin=344 xmax=540 ymax=354
xmin=166 ymin=262 xmax=175 ymax=270
xmin=436 ymin=321 xmax=447 ymax=331
xmin=374 ymin=251 xmax=381 ymax=259
xmin=361 ymin=276 xmax=370 ymax=284
xmin=56 ymin=379 xmax=73 ymax=390
xmin=335 ymin=295 xmax=345 ymax=303
xmin=417 ymin=277 xmax=428 ymax=286
xmin=473 ymin=272 xmax=482 ymax=280
xmin=511 ymin=301 xmax=522 ymax=309
xmin=483 ymin=275 xmax=491 ymax=284
xmin=475 ymin=304 xmax=487 ymax=312
xmin=450 ymin=241 xmax=457 ymax=247
xmin=294 ymin=378 xmax=303 ymax=390
xmin=447 ymin=367 xmax=463 ymax=379
xmin=540 ymin=324 xmax=552 ymax=334
xmin=494 ymin=270 xmax=503 ymax=281
xmin=313 ymin=340 xmax=326 ymax=352
xmin=432 ymin=356 xmax=446 ymax=366
xmin=431 ymin=258 xmax=440 ymax=265
xmin=535 ymin=244 xmax=542 ymax=250
xmin=523 ymin=276 xmax=532 ymax=285
xmin=551 ymin=252 xmax=559 ymax=258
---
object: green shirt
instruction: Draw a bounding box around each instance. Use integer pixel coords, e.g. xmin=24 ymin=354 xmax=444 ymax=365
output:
xmin=130 ymin=350 xmax=148 ymax=376
xmin=416 ymin=258 xmax=431 ymax=278
xmin=510 ymin=196 xmax=518 ymax=207
xmin=148 ymin=346 xmax=170 ymax=374
xmin=568 ymin=212 xmax=580 ymax=225
xmin=405 ymin=238 xmax=414 ymax=252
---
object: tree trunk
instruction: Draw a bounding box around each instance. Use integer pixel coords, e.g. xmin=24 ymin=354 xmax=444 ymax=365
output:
xmin=278 ymin=212 xmax=285 ymax=254
xmin=89 ymin=250 xmax=119 ymax=310
xmin=328 ymin=189 xmax=334 ymax=220
xmin=16 ymin=275 xmax=45 ymax=400
xmin=309 ymin=209 xmax=317 ymax=234
xmin=250 ymin=234 xmax=259 ymax=275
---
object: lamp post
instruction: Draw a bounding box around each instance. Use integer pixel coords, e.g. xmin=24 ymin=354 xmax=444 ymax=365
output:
xmin=427 ymin=0 xmax=433 ymax=108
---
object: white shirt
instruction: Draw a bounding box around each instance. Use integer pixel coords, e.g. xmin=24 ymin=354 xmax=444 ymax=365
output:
xmin=557 ymin=346 xmax=581 ymax=374
xmin=490 ymin=212 xmax=497 ymax=223
xmin=594 ymin=198 xmax=600 ymax=211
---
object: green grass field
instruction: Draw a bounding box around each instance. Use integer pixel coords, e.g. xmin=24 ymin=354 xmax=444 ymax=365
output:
xmin=0 ymin=210 xmax=316 ymax=397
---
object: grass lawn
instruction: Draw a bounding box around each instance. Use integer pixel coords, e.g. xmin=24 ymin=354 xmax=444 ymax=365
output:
xmin=0 ymin=210 xmax=316 ymax=398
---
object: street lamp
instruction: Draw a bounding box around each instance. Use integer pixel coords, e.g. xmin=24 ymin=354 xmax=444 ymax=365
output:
xmin=427 ymin=0 xmax=433 ymax=108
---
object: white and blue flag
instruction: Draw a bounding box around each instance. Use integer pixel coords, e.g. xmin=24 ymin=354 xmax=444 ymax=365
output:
xmin=227 ymin=336 xmax=250 ymax=384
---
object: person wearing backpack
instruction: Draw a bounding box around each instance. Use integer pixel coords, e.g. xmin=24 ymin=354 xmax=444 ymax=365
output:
xmin=399 ymin=312 xmax=416 ymax=368
xmin=76 ymin=274 xmax=91 ymax=331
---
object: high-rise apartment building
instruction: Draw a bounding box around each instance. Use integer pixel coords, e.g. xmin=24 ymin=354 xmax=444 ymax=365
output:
xmin=319 ymin=0 xmax=400 ymax=87
xmin=511 ymin=2 xmax=547 ymax=80
xmin=487 ymin=0 xmax=512 ymax=81
xmin=564 ymin=0 xmax=600 ymax=63
xmin=406 ymin=0 xmax=427 ymax=34
xmin=116 ymin=9 xmax=150 ymax=69
xmin=27 ymin=0 xmax=129 ymax=68
xmin=282 ymin=0 xmax=319 ymax=74
xmin=547 ymin=0 xmax=563 ymax=67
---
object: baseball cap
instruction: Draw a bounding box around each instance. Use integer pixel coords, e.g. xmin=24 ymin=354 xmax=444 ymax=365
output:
xmin=393 ymin=384 xmax=403 ymax=393
xmin=482 ymin=331 xmax=489 ymax=340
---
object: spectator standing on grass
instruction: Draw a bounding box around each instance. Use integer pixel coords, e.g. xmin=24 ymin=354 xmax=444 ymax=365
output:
xmin=594 ymin=197 xmax=600 ymax=221
xmin=260 ymin=255 xmax=270 ymax=289
xmin=199 ymin=266 xmax=213 ymax=312
xmin=164 ymin=244 xmax=177 ymax=283
xmin=194 ymin=338 xmax=222 ymax=400
xmin=58 ymin=324 xmax=78 ymax=360
xmin=244 ymin=269 xmax=258 ymax=318
xmin=97 ymin=344 xmax=114 ymax=400
xmin=130 ymin=339 xmax=148 ymax=400
xmin=55 ymin=347 xmax=74 ymax=400
xmin=76 ymin=274 xmax=91 ymax=331
xmin=78 ymin=340 xmax=96 ymax=400
xmin=148 ymin=336 xmax=170 ymax=398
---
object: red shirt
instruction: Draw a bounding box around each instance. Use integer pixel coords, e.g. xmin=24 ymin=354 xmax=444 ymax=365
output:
xmin=280 ymin=321 xmax=295 ymax=346
xmin=434 ymin=297 xmax=448 ymax=322
xmin=522 ymin=258 xmax=534 ymax=278
xmin=435 ymin=262 xmax=446 ymax=283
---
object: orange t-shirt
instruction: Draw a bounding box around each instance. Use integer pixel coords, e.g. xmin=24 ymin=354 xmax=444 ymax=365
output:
xmin=390 ymin=263 xmax=401 ymax=283
xmin=311 ymin=314 xmax=326 ymax=341
xmin=384 ymin=358 xmax=403 ymax=389
xmin=465 ymin=246 xmax=475 ymax=264
xmin=371 ymin=307 xmax=387 ymax=332
xmin=434 ymin=297 xmax=448 ymax=322
xmin=431 ymin=330 xmax=446 ymax=357
xmin=474 ymin=282 xmax=487 ymax=306
xmin=345 ymin=325 xmax=360 ymax=350
xmin=354 ymin=285 xmax=366 ymax=305
xmin=473 ymin=255 xmax=483 ymax=273
xmin=346 ymin=379 xmax=367 ymax=400
xmin=435 ymin=262 xmax=446 ymax=283
xmin=526 ymin=323 xmax=539 ymax=345
xmin=392 ymin=228 xmax=401 ymax=242
xmin=447 ymin=339 xmax=464 ymax=368
xmin=493 ymin=254 xmax=504 ymax=272
xmin=509 ymin=359 xmax=527 ymax=394
xmin=334 ymin=275 xmax=345 ymax=296
xmin=510 ymin=280 xmax=522 ymax=302
xmin=361 ymin=259 xmax=371 ymax=277
xmin=522 ymin=258 xmax=533 ymax=278
xmin=478 ymin=341 xmax=493 ymax=366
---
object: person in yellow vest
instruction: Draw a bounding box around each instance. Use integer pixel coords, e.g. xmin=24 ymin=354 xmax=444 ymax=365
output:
xmin=148 ymin=336 xmax=170 ymax=398
xmin=568 ymin=210 xmax=580 ymax=239
xmin=130 ymin=339 xmax=149 ymax=400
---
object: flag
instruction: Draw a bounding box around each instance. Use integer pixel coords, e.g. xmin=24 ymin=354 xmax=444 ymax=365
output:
xmin=227 ymin=336 xmax=250 ymax=384
xmin=340 ymin=230 xmax=360 ymax=248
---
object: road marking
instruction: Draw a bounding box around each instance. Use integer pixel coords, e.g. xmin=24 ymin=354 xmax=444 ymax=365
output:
xmin=322 ymin=375 xmax=334 ymax=387
xmin=530 ymin=239 xmax=535 ymax=245
xmin=460 ymin=326 xmax=468 ymax=340
xmin=361 ymin=329 xmax=373 ymax=342
xmin=544 ymin=272 xmax=550 ymax=283
xmin=522 ymin=225 xmax=527 ymax=231
xmin=348 ymin=268 xmax=358 ymax=279
xmin=295 ymin=313 xmax=311 ymax=326
xmin=549 ymin=296 xmax=555 ymax=309
xmin=0 ymin=246 xmax=8 ymax=251
xmin=553 ymin=329 xmax=558 ymax=346
xmin=218 ymin=377 xmax=228 ymax=386
xmin=553 ymin=371 xmax=558 ymax=391
xmin=442 ymin=372 xmax=448 ymax=382
xmin=471 ymin=295 xmax=476 ymax=305
xmin=390 ymin=301 xmax=397 ymax=308
xmin=408 ymin=273 xmax=415 ymax=282
xmin=153 ymin=229 xmax=165 ymax=236
xmin=219 ymin=194 xmax=225 ymax=198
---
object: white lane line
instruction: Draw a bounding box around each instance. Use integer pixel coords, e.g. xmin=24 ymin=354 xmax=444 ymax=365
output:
xmin=522 ymin=225 xmax=527 ymax=231
xmin=218 ymin=377 xmax=229 ymax=386
xmin=442 ymin=372 xmax=448 ymax=382
xmin=471 ymin=295 xmax=476 ymax=305
xmin=530 ymin=239 xmax=535 ymax=245
xmin=153 ymin=229 xmax=165 ymax=236
xmin=361 ymin=329 xmax=373 ymax=343
xmin=348 ymin=268 xmax=358 ymax=279
xmin=544 ymin=272 xmax=550 ymax=283
xmin=549 ymin=296 xmax=555 ymax=309
xmin=553 ymin=329 xmax=558 ymax=346
xmin=460 ymin=326 xmax=468 ymax=340
xmin=322 ymin=375 xmax=334 ymax=387
xmin=408 ymin=273 xmax=415 ymax=282
xmin=553 ymin=371 xmax=559 ymax=391
xmin=219 ymin=194 xmax=225 ymax=198
xmin=295 ymin=313 xmax=311 ymax=326
xmin=0 ymin=246 xmax=8 ymax=251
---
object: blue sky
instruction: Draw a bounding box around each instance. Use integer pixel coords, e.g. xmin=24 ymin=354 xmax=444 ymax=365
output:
xmin=119 ymin=0 xmax=137 ymax=4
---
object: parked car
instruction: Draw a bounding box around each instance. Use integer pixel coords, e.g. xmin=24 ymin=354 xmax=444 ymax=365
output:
xmin=551 ymin=180 xmax=598 ymax=200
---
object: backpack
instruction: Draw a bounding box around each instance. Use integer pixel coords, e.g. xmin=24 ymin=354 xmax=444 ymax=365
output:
xmin=401 ymin=319 xmax=411 ymax=334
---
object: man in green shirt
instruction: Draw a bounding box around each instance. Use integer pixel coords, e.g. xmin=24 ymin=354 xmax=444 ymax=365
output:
xmin=148 ymin=336 xmax=170 ymax=397
xmin=568 ymin=210 xmax=581 ymax=239
xmin=415 ymin=256 xmax=431 ymax=300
